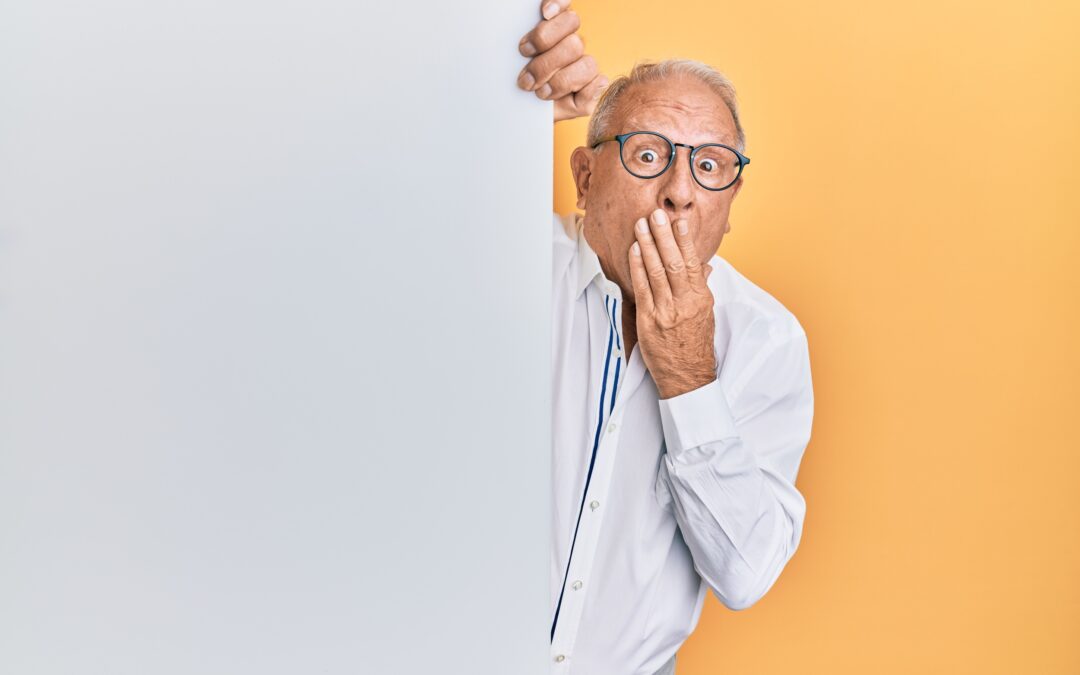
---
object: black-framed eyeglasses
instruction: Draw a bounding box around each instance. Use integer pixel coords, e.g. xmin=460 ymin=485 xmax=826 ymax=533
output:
xmin=591 ymin=131 xmax=750 ymax=192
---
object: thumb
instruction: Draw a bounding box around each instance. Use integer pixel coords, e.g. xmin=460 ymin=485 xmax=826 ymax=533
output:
xmin=703 ymin=263 xmax=713 ymax=280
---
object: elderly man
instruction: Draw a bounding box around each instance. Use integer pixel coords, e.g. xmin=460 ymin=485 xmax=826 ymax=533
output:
xmin=517 ymin=4 xmax=814 ymax=675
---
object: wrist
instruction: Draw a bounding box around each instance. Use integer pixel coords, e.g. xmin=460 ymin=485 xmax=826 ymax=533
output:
xmin=658 ymin=370 xmax=717 ymax=400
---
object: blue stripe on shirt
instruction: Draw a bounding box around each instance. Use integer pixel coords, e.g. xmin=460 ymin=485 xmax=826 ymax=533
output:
xmin=551 ymin=293 xmax=623 ymax=642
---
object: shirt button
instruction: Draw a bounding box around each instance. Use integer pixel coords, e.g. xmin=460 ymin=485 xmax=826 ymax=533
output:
xmin=554 ymin=654 xmax=566 ymax=663
xmin=572 ymin=580 xmax=583 ymax=590
xmin=607 ymin=422 xmax=617 ymax=433
xmin=589 ymin=500 xmax=600 ymax=511
xmin=614 ymin=347 xmax=622 ymax=357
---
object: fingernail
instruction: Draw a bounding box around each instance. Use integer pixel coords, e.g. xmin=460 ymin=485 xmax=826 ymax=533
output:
xmin=654 ymin=210 xmax=667 ymax=225
xmin=677 ymin=220 xmax=688 ymax=234
xmin=632 ymin=241 xmax=641 ymax=256
xmin=518 ymin=69 xmax=535 ymax=90
xmin=537 ymin=83 xmax=552 ymax=98
xmin=542 ymin=2 xmax=560 ymax=19
xmin=636 ymin=218 xmax=648 ymax=233
xmin=598 ymin=77 xmax=609 ymax=88
xmin=520 ymin=40 xmax=537 ymax=56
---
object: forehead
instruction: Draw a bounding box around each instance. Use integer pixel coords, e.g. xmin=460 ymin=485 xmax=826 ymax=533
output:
xmin=614 ymin=76 xmax=738 ymax=147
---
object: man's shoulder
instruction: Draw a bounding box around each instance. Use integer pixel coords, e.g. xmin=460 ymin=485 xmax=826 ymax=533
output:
xmin=552 ymin=211 xmax=582 ymax=293
xmin=553 ymin=210 xmax=580 ymax=245
xmin=706 ymin=253 xmax=806 ymax=346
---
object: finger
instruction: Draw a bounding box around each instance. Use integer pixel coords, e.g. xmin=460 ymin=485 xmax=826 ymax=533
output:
xmin=537 ymin=53 xmax=596 ymax=101
xmin=671 ymin=217 xmax=706 ymax=287
xmin=518 ymin=32 xmax=584 ymax=92
xmin=519 ymin=8 xmax=580 ymax=58
xmin=541 ymin=0 xmax=570 ymax=21
xmin=704 ymin=263 xmax=713 ymax=281
xmin=628 ymin=240 xmax=655 ymax=316
xmin=646 ymin=209 xmax=691 ymax=298
xmin=554 ymin=71 xmax=608 ymax=122
xmin=634 ymin=215 xmax=673 ymax=308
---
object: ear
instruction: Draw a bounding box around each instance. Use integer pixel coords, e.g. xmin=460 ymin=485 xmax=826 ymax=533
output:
xmin=730 ymin=175 xmax=744 ymax=200
xmin=570 ymin=146 xmax=594 ymax=211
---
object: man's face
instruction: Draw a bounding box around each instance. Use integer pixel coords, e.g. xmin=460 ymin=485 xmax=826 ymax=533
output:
xmin=570 ymin=75 xmax=744 ymax=306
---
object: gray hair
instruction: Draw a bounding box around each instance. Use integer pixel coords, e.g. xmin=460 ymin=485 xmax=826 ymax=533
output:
xmin=586 ymin=58 xmax=746 ymax=153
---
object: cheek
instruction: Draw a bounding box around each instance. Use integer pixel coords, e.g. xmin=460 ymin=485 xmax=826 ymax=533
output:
xmin=712 ymin=195 xmax=734 ymax=218
xmin=700 ymin=234 xmax=722 ymax=258
xmin=595 ymin=162 xmax=655 ymax=207
xmin=697 ymin=223 xmax=725 ymax=257
xmin=600 ymin=184 xmax=646 ymax=217
xmin=598 ymin=192 xmax=649 ymax=245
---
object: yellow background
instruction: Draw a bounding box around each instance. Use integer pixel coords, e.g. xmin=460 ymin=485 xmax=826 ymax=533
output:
xmin=553 ymin=0 xmax=1080 ymax=671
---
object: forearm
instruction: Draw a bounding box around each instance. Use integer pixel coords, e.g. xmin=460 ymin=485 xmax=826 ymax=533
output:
xmin=656 ymin=368 xmax=811 ymax=611
xmin=658 ymin=428 xmax=806 ymax=610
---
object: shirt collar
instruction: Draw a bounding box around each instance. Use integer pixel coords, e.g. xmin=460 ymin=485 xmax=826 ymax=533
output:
xmin=573 ymin=213 xmax=609 ymax=300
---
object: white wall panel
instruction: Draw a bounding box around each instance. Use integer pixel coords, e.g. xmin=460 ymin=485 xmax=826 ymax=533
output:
xmin=0 ymin=1 xmax=551 ymax=673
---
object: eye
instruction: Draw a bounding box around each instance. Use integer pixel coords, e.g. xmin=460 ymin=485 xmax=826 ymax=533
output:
xmin=697 ymin=158 xmax=717 ymax=173
xmin=638 ymin=149 xmax=658 ymax=164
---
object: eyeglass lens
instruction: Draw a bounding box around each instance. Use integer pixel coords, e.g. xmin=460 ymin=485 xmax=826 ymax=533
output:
xmin=621 ymin=132 xmax=741 ymax=190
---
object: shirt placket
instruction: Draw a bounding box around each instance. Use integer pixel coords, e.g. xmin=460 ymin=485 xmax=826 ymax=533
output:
xmin=551 ymin=287 xmax=630 ymax=671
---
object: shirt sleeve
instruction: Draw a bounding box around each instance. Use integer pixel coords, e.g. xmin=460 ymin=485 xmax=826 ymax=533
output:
xmin=655 ymin=328 xmax=813 ymax=611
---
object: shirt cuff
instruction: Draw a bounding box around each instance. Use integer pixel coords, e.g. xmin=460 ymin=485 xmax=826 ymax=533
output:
xmin=657 ymin=377 xmax=739 ymax=458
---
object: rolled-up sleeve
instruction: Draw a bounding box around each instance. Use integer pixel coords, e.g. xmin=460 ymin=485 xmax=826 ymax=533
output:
xmin=656 ymin=329 xmax=813 ymax=611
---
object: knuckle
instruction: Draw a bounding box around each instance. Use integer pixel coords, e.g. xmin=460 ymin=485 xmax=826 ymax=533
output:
xmin=555 ymin=11 xmax=580 ymax=42
xmin=568 ymin=59 xmax=592 ymax=88
xmin=530 ymin=55 xmax=553 ymax=81
xmin=568 ymin=33 xmax=585 ymax=56
xmin=547 ymin=70 xmax=569 ymax=94
xmin=534 ymin=23 xmax=555 ymax=51
xmin=665 ymin=259 xmax=685 ymax=274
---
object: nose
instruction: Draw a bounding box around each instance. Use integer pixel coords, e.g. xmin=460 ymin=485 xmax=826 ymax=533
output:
xmin=658 ymin=145 xmax=695 ymax=215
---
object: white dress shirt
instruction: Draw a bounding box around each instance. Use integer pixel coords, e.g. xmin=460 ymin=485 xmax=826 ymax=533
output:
xmin=549 ymin=211 xmax=813 ymax=675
